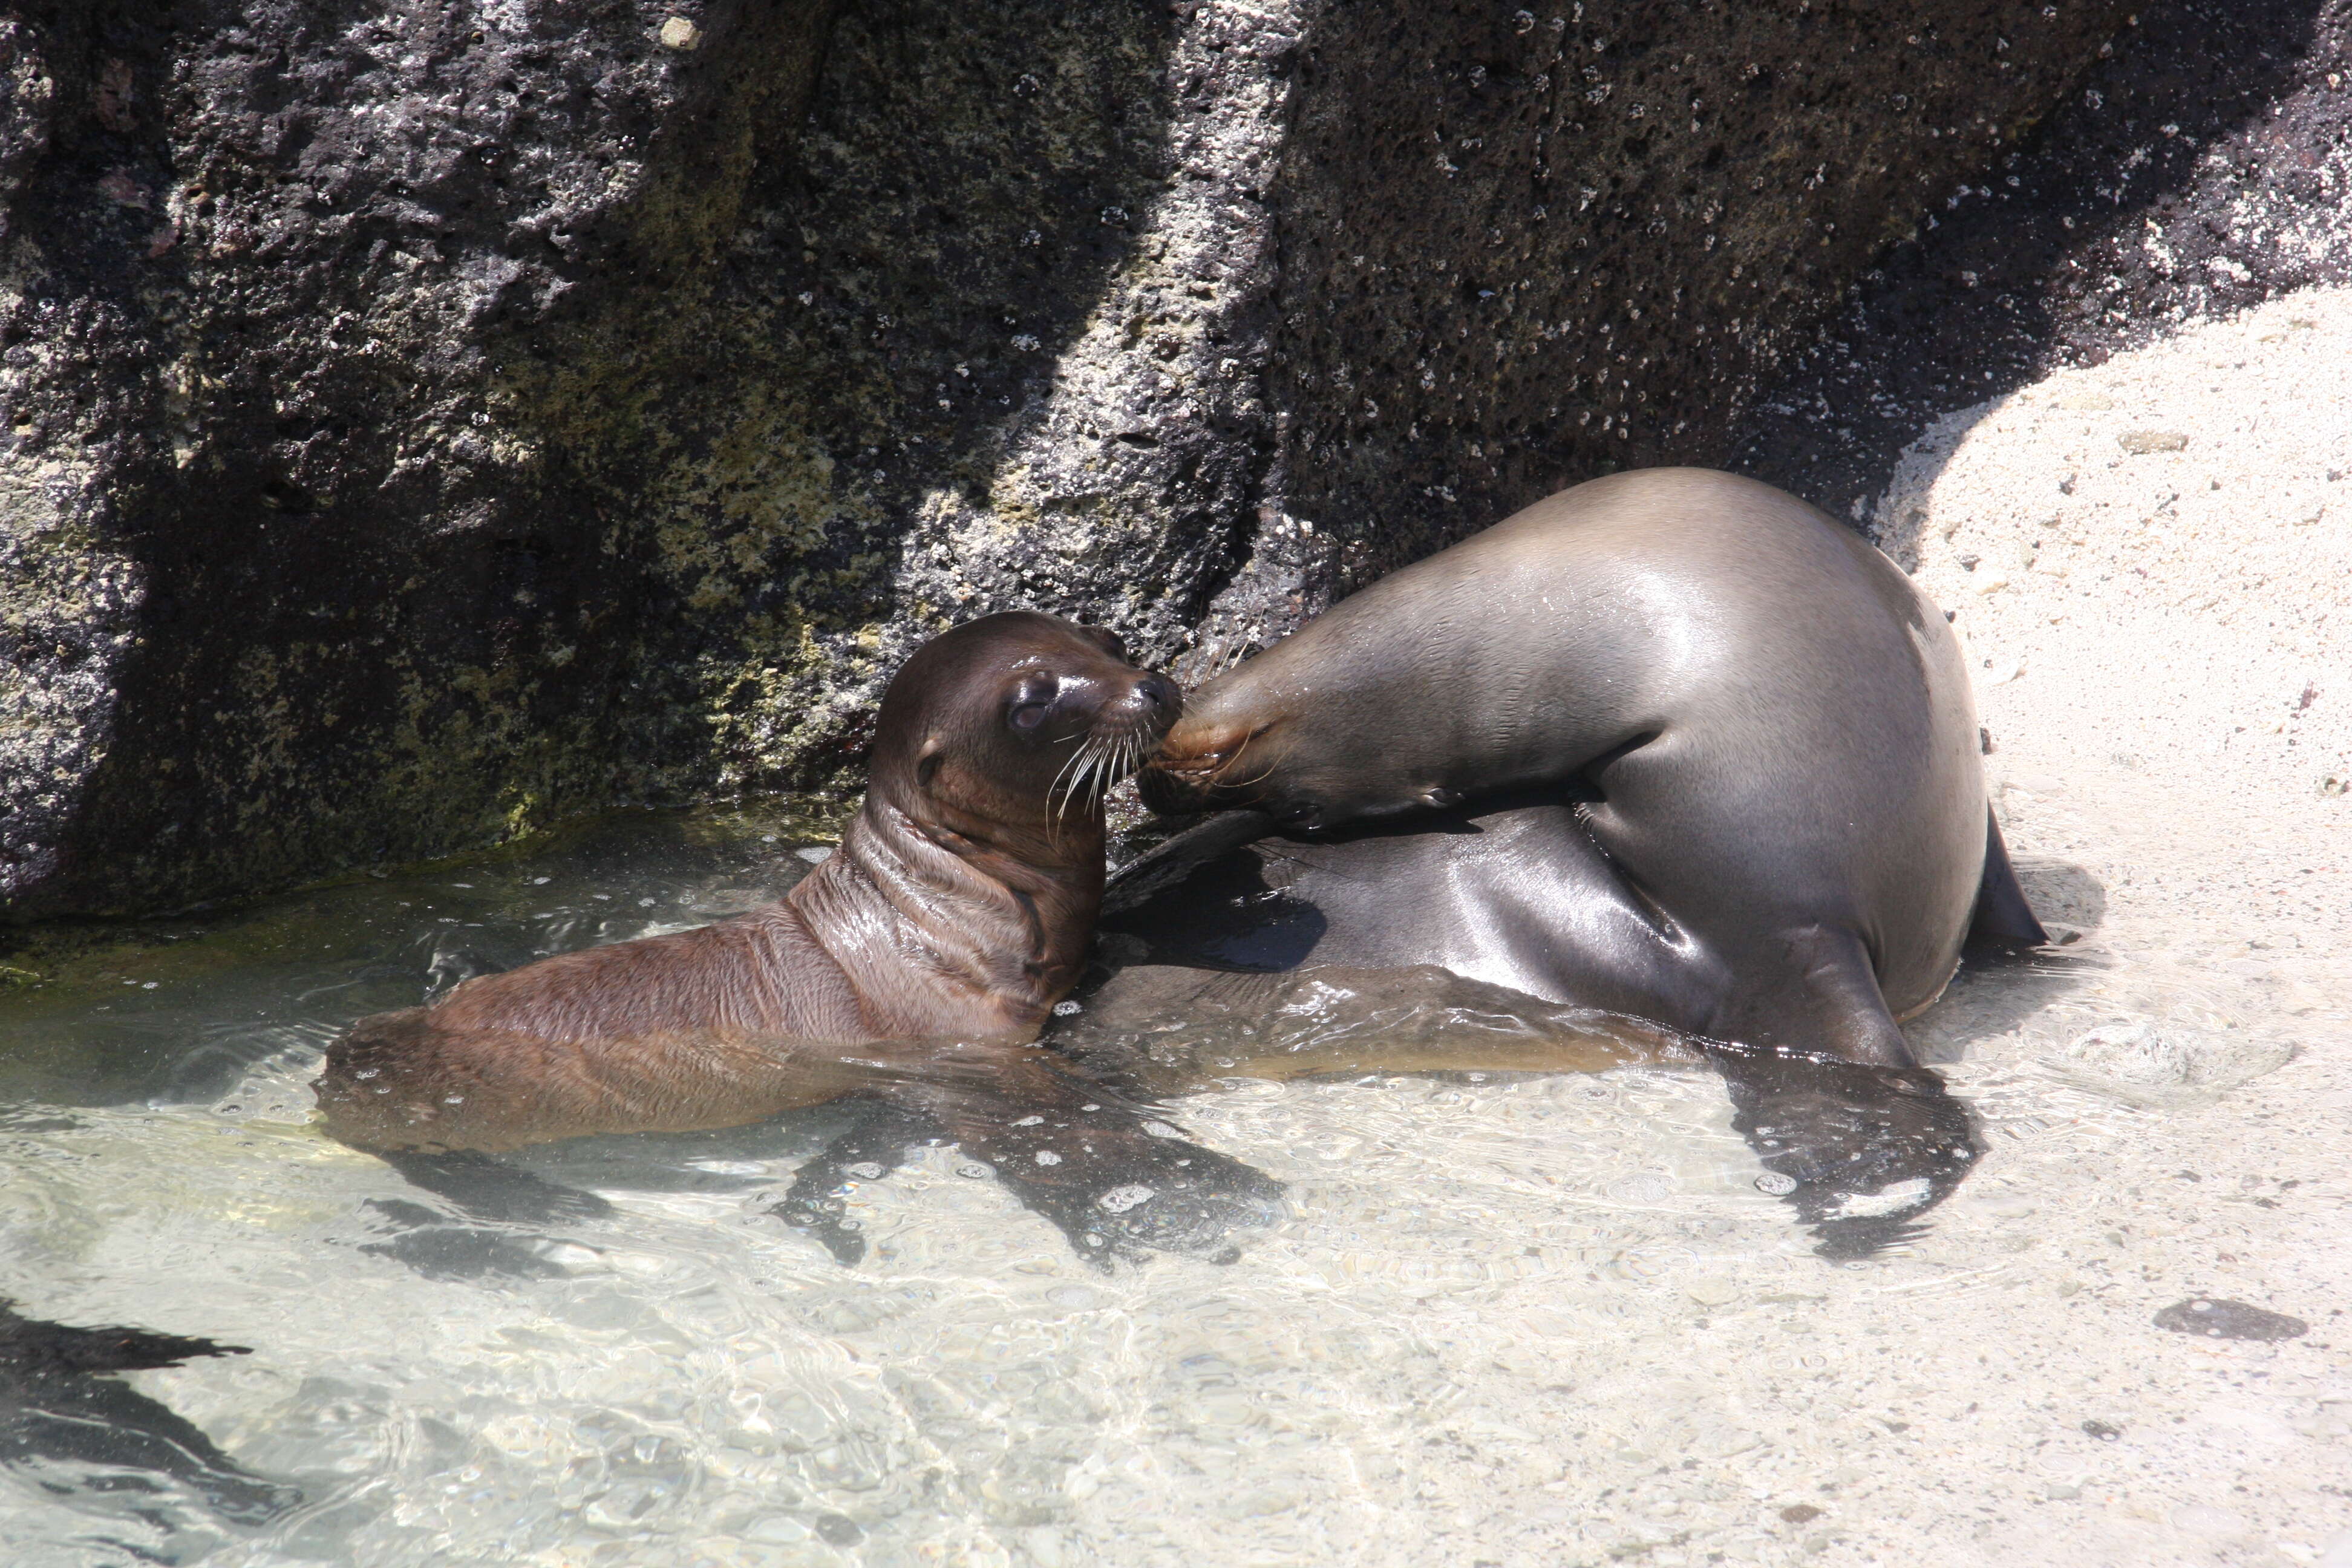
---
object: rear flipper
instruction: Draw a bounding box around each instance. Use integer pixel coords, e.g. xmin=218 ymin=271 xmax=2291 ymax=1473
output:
xmin=1967 ymin=806 xmax=2049 ymax=951
xmin=1710 ymin=1041 xmax=1983 ymax=1258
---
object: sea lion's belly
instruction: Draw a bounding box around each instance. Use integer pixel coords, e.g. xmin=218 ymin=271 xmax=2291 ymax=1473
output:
xmin=1094 ymin=804 xmax=1735 ymax=1038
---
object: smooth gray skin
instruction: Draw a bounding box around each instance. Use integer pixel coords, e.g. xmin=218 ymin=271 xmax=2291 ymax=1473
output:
xmin=1141 ymin=468 xmax=2031 ymax=1067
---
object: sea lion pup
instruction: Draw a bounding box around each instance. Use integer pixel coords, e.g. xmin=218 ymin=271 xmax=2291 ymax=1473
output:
xmin=1129 ymin=468 xmax=2047 ymax=1249
xmin=316 ymin=613 xmax=1278 ymax=1261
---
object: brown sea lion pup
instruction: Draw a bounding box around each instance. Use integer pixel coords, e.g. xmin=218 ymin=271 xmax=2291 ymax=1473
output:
xmin=315 ymin=613 xmax=1278 ymax=1259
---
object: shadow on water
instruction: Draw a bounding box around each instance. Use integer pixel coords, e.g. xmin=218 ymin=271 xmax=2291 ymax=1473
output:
xmin=341 ymin=1043 xmax=1290 ymax=1281
xmin=0 ymin=1300 xmax=300 ymax=1535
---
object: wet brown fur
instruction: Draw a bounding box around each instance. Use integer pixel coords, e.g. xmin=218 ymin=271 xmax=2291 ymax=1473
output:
xmin=317 ymin=613 xmax=1177 ymax=1154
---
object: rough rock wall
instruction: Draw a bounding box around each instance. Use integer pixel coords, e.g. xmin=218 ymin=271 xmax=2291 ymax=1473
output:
xmin=1731 ymin=0 xmax=2352 ymax=520
xmin=3 ymin=0 xmax=2141 ymax=918
xmin=0 ymin=0 xmax=838 ymax=917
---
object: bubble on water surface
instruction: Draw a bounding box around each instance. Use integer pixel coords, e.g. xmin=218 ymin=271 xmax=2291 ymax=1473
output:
xmin=1606 ymin=1172 xmax=1675 ymax=1204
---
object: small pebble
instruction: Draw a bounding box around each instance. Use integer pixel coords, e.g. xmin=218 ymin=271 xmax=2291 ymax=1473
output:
xmin=658 ymin=16 xmax=702 ymax=49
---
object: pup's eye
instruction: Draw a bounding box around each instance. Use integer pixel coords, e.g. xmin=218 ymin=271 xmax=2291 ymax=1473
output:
xmin=1008 ymin=701 xmax=1051 ymax=731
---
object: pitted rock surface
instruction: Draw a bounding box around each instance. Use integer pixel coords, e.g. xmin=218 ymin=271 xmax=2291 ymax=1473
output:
xmin=4 ymin=0 xmax=2336 ymax=918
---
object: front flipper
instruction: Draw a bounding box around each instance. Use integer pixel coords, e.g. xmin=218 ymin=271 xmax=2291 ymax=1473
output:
xmin=766 ymin=1076 xmax=1286 ymax=1270
xmin=1710 ymin=1042 xmax=1983 ymax=1258
xmin=771 ymin=1102 xmax=945 ymax=1265
xmin=1102 ymin=809 xmax=1279 ymax=920
xmin=955 ymin=1102 xmax=1286 ymax=1269
xmin=375 ymin=1148 xmax=616 ymax=1225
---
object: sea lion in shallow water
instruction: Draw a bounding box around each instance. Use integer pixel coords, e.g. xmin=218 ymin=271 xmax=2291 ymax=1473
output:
xmin=1128 ymin=468 xmax=2046 ymax=1246
xmin=1143 ymin=467 xmax=2042 ymax=1062
xmin=316 ymin=613 xmax=1282 ymax=1261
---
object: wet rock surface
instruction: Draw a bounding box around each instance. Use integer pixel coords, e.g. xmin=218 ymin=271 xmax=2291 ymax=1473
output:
xmin=2 ymin=0 xmax=2153 ymax=918
xmin=1 ymin=0 xmax=841 ymax=916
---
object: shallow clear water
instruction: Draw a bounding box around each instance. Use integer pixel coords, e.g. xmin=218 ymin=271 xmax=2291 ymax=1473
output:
xmin=2 ymin=802 xmax=2346 ymax=1568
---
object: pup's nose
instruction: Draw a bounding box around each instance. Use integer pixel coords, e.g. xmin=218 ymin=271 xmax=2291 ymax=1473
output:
xmin=1137 ymin=675 xmax=1181 ymax=716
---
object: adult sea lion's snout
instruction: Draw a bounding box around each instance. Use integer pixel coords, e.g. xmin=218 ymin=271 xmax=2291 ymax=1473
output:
xmin=1138 ymin=703 xmax=1282 ymax=816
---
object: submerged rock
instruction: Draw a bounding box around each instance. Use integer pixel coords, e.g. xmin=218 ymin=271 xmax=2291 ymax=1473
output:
xmin=2152 ymin=1296 xmax=2310 ymax=1342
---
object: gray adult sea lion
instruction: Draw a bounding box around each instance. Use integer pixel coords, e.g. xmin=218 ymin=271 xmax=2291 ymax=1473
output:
xmin=1142 ymin=466 xmax=2043 ymax=1062
xmin=1122 ymin=468 xmax=2047 ymax=1247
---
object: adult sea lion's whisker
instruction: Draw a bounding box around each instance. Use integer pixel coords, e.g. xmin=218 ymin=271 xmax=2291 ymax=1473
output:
xmin=1220 ymin=751 xmax=1281 ymax=792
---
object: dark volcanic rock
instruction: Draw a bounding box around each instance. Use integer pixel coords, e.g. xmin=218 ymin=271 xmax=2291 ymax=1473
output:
xmin=4 ymin=0 xmax=2270 ymax=920
xmin=2153 ymin=1295 xmax=2311 ymax=1341
xmin=1731 ymin=0 xmax=2352 ymax=524
xmin=2 ymin=0 xmax=837 ymax=917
